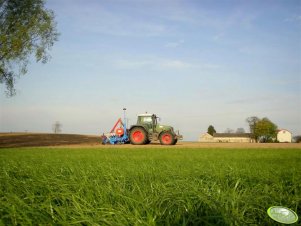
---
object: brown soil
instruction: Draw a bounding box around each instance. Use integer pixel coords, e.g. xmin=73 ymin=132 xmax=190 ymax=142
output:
xmin=0 ymin=133 xmax=300 ymax=149
xmin=0 ymin=133 xmax=101 ymax=148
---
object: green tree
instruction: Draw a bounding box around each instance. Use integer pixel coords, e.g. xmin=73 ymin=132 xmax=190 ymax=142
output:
xmin=246 ymin=116 xmax=278 ymax=142
xmin=207 ymin=125 xmax=216 ymax=136
xmin=254 ymin=117 xmax=277 ymax=142
xmin=293 ymin=135 xmax=301 ymax=143
xmin=0 ymin=0 xmax=59 ymax=96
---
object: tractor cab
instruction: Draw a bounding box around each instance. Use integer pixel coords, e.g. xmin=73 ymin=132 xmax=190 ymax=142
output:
xmin=137 ymin=114 xmax=161 ymax=132
xmin=137 ymin=113 xmax=157 ymax=125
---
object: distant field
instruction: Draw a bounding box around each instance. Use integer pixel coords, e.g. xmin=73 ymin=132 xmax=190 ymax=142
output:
xmin=0 ymin=147 xmax=300 ymax=225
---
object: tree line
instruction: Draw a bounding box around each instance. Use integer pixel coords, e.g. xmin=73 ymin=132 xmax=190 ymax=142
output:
xmin=207 ymin=116 xmax=279 ymax=143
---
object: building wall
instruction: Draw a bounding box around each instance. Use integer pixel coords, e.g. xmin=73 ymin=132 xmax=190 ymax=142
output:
xmin=198 ymin=133 xmax=215 ymax=142
xmin=277 ymin=130 xmax=292 ymax=143
xmin=213 ymin=137 xmax=251 ymax=143
xmin=199 ymin=133 xmax=252 ymax=143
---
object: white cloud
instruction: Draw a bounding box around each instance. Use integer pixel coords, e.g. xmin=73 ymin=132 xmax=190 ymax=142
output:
xmin=160 ymin=60 xmax=193 ymax=69
xmin=213 ymin=33 xmax=225 ymax=41
xmin=116 ymin=59 xmax=154 ymax=69
xmin=165 ymin=40 xmax=184 ymax=48
xmin=114 ymin=55 xmax=221 ymax=72
xmin=57 ymin=1 xmax=168 ymax=37
xmin=284 ymin=15 xmax=301 ymax=22
xmin=116 ymin=58 xmax=193 ymax=69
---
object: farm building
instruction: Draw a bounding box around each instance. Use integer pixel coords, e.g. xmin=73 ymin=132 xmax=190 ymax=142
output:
xmin=277 ymin=129 xmax=292 ymax=143
xmin=199 ymin=133 xmax=253 ymax=143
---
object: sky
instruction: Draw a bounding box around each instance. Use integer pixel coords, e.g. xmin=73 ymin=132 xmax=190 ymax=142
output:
xmin=0 ymin=0 xmax=300 ymax=141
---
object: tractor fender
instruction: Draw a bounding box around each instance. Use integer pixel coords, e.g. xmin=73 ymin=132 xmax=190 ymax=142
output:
xmin=159 ymin=129 xmax=174 ymax=136
xmin=129 ymin=125 xmax=148 ymax=133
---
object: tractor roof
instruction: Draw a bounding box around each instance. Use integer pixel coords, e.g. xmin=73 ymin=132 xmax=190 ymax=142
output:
xmin=137 ymin=114 xmax=153 ymax=117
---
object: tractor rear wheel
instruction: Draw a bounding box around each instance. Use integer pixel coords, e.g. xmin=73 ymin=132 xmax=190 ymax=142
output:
xmin=159 ymin=131 xmax=175 ymax=145
xmin=130 ymin=127 xmax=148 ymax=145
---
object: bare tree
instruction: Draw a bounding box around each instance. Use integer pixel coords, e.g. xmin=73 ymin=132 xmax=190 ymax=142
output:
xmin=224 ymin=128 xmax=234 ymax=133
xmin=236 ymin=128 xmax=245 ymax=134
xmin=246 ymin=116 xmax=260 ymax=139
xmin=52 ymin=121 xmax=62 ymax=134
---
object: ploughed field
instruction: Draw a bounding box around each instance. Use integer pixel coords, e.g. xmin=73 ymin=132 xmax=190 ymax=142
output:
xmin=0 ymin=145 xmax=300 ymax=225
xmin=0 ymin=133 xmax=101 ymax=148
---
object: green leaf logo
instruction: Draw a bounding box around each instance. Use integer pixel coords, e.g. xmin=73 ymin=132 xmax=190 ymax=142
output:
xmin=267 ymin=206 xmax=298 ymax=224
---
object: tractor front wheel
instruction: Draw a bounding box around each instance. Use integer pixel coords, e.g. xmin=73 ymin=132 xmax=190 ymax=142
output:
xmin=159 ymin=131 xmax=176 ymax=145
xmin=130 ymin=127 xmax=148 ymax=145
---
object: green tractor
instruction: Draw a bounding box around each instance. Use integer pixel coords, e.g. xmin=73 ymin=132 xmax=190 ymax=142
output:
xmin=129 ymin=114 xmax=183 ymax=145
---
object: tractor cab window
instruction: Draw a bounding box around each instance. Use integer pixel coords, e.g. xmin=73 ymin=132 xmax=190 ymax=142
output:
xmin=142 ymin=116 xmax=152 ymax=123
xmin=137 ymin=116 xmax=152 ymax=124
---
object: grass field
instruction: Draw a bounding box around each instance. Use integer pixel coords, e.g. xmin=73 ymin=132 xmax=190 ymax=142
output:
xmin=0 ymin=147 xmax=300 ymax=225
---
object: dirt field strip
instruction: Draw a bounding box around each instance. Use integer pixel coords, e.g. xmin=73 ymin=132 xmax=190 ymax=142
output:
xmin=0 ymin=133 xmax=100 ymax=148
xmin=1 ymin=133 xmax=300 ymax=149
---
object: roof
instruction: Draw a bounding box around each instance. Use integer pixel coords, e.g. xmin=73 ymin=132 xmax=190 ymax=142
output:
xmin=277 ymin=129 xmax=291 ymax=134
xmin=213 ymin=133 xmax=251 ymax=138
xmin=137 ymin=114 xmax=153 ymax=117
